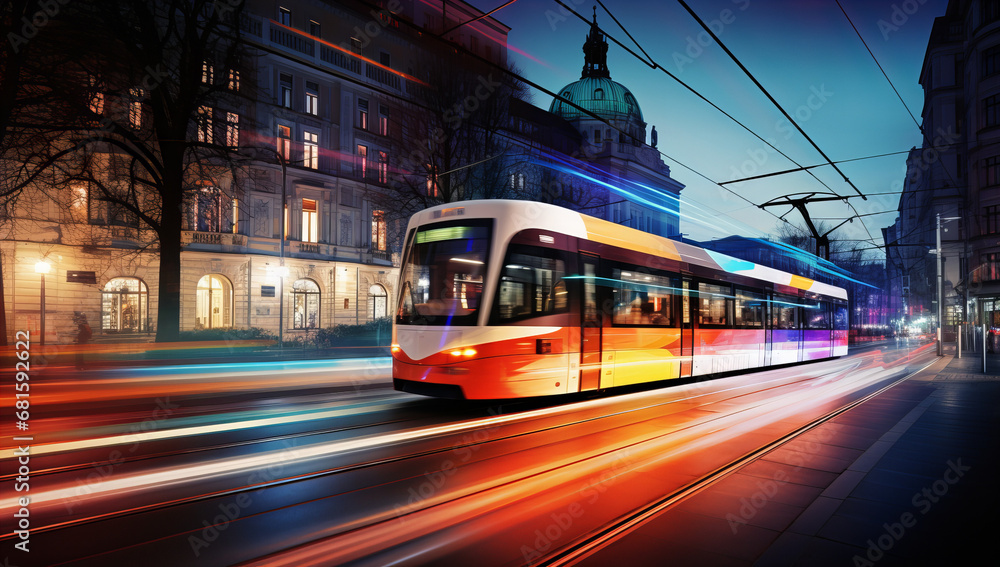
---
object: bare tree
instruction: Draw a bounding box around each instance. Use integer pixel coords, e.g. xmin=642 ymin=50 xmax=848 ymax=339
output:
xmin=378 ymin=53 xmax=529 ymax=226
xmin=2 ymin=0 xmax=254 ymax=342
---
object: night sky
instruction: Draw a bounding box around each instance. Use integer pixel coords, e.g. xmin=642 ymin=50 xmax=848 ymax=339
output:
xmin=466 ymin=0 xmax=948 ymax=253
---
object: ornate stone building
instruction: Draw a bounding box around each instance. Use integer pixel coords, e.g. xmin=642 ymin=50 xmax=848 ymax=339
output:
xmin=1 ymin=0 xmax=510 ymax=344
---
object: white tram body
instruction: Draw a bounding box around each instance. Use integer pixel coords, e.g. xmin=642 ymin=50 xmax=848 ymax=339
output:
xmin=392 ymin=200 xmax=849 ymax=399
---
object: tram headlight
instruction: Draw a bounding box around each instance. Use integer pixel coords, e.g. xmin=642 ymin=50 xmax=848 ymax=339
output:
xmin=450 ymin=348 xmax=477 ymax=357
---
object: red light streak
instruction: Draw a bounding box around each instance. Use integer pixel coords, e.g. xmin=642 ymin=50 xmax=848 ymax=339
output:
xmin=270 ymin=21 xmax=429 ymax=87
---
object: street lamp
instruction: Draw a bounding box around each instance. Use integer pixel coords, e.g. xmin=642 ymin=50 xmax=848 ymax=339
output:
xmin=267 ymin=264 xmax=289 ymax=348
xmin=34 ymin=261 xmax=51 ymax=346
xmin=936 ymin=213 xmax=960 ymax=356
xmin=277 ymin=151 xmax=287 ymax=350
xmin=239 ymin=145 xmax=289 ymax=348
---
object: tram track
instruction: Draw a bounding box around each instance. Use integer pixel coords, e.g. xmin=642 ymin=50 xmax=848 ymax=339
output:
xmin=0 ymin=360 xmax=851 ymax=543
xmin=1 ymin=347 xmax=934 ymax=567
xmin=539 ymin=352 xmax=941 ymax=566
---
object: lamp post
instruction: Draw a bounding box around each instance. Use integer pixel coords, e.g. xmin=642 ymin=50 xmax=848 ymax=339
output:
xmin=242 ymin=145 xmax=288 ymax=348
xmin=35 ymin=261 xmax=51 ymax=346
xmin=936 ymin=214 xmax=961 ymax=356
xmin=277 ymin=152 xmax=287 ymax=350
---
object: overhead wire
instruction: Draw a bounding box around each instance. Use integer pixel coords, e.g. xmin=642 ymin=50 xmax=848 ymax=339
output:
xmin=390 ymin=0 xmax=905 ymax=248
xmin=548 ymin=0 xmax=822 ymax=240
xmin=676 ymin=0 xmax=867 ymax=201
xmin=835 ymin=0 xmax=967 ymax=226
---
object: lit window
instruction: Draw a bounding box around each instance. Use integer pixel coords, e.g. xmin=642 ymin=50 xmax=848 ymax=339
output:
xmin=378 ymin=150 xmax=388 ymax=183
xmin=292 ymin=279 xmax=320 ymax=329
xmin=71 ymin=183 xmax=88 ymax=223
xmin=357 ymin=144 xmax=368 ymax=178
xmin=305 ymin=81 xmax=319 ymax=115
xmin=88 ymin=75 xmax=104 ymax=115
xmin=301 ymin=198 xmax=318 ymax=242
xmin=303 ymin=131 xmax=318 ymax=169
xmin=372 ymin=209 xmax=386 ymax=250
xmin=101 ymin=277 xmax=148 ymax=333
xmin=196 ymin=274 xmax=233 ymax=329
xmin=228 ymin=68 xmax=240 ymax=91
xmin=358 ymin=98 xmax=368 ymax=130
xmin=225 ymin=112 xmax=239 ymax=147
xmin=277 ymin=125 xmax=291 ymax=160
xmin=379 ymin=104 xmax=389 ymax=135
xmin=129 ymin=88 xmax=143 ymax=129
xmin=370 ymin=284 xmax=387 ymax=319
xmin=426 ymin=164 xmax=439 ymax=197
xmin=197 ymin=106 xmax=213 ymax=143
xmin=202 ymin=60 xmax=214 ymax=85
xmin=192 ymin=186 xmax=223 ymax=232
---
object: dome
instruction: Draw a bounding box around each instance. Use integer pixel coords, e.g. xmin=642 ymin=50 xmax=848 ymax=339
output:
xmin=548 ymin=10 xmax=644 ymax=127
xmin=549 ymin=76 xmax=643 ymax=123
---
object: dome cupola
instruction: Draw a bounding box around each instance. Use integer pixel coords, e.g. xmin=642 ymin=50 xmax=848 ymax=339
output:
xmin=549 ymin=9 xmax=644 ymax=130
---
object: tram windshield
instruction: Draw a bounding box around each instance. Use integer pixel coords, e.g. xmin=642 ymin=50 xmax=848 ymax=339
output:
xmin=396 ymin=222 xmax=491 ymax=326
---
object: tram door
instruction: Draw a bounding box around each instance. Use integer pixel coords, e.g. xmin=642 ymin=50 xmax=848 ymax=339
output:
xmin=579 ymin=255 xmax=602 ymax=391
xmin=679 ymin=279 xmax=694 ymax=378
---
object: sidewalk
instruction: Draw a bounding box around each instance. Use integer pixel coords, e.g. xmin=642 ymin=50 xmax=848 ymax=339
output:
xmin=578 ymin=353 xmax=1000 ymax=566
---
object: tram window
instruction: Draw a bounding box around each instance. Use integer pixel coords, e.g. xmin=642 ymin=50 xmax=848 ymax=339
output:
xmin=772 ymin=294 xmax=799 ymax=330
xmin=735 ymin=289 xmax=764 ymax=329
xmin=494 ymin=245 xmax=567 ymax=322
xmin=698 ymin=282 xmax=732 ymax=327
xmin=804 ymin=301 xmax=830 ymax=330
xmin=396 ymin=222 xmax=490 ymax=326
xmin=612 ymin=269 xmax=677 ymax=327
xmin=834 ymin=305 xmax=848 ymax=330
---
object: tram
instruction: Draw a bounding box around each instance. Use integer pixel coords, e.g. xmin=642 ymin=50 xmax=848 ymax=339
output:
xmin=392 ymin=200 xmax=848 ymax=399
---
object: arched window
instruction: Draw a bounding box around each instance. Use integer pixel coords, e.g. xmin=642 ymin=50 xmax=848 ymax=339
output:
xmin=196 ymin=274 xmax=233 ymax=329
xmin=292 ymin=278 xmax=320 ymax=329
xmin=101 ymin=277 xmax=148 ymax=333
xmin=594 ymin=88 xmax=604 ymax=99
xmin=370 ymin=284 xmax=387 ymax=319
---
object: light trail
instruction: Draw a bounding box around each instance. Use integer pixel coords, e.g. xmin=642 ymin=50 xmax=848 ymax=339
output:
xmin=0 ymin=352 xmax=896 ymax=515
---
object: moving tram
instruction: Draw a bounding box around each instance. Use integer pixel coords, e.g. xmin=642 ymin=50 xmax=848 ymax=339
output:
xmin=392 ymin=200 xmax=848 ymax=399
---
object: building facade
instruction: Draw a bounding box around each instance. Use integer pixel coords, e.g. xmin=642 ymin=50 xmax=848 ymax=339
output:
xmin=1 ymin=0 xmax=510 ymax=344
xmin=1 ymin=1 xmax=684 ymax=345
xmin=887 ymin=0 xmax=1000 ymax=337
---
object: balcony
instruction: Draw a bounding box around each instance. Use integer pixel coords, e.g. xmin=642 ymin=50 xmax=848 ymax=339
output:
xmin=369 ymin=247 xmax=392 ymax=264
xmin=182 ymin=231 xmax=249 ymax=250
xmin=243 ymin=14 xmax=406 ymax=94
xmin=269 ymin=25 xmax=314 ymax=57
xmin=365 ymin=64 xmax=401 ymax=90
